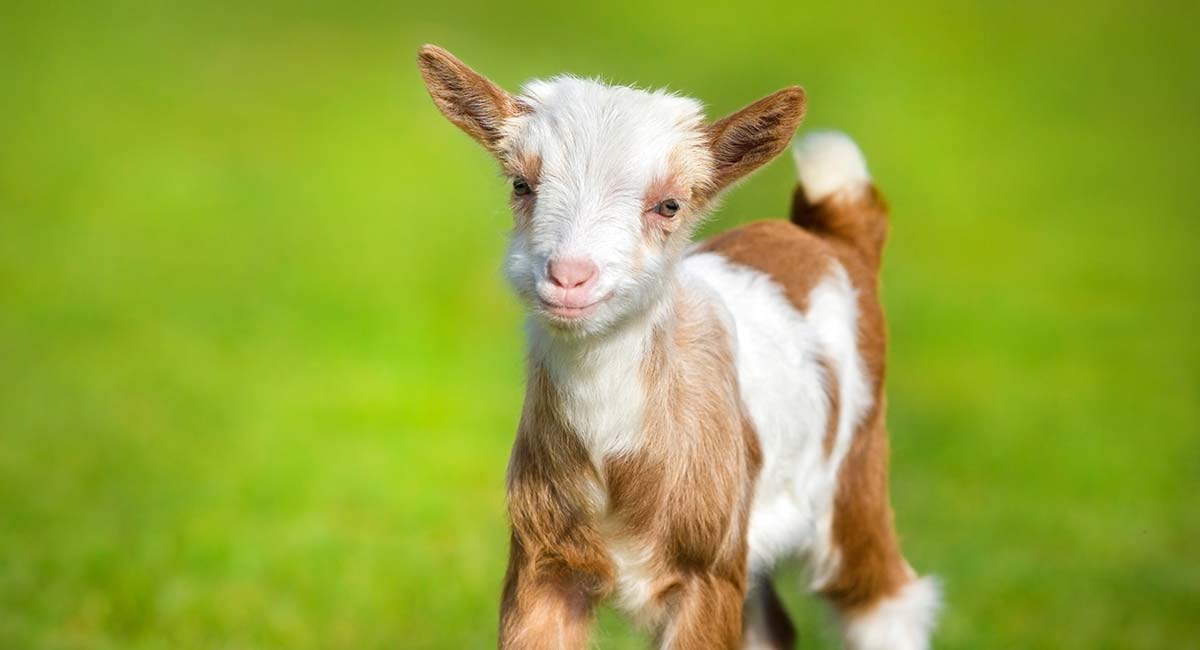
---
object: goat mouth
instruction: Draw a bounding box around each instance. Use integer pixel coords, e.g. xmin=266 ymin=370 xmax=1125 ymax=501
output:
xmin=537 ymin=294 xmax=611 ymax=321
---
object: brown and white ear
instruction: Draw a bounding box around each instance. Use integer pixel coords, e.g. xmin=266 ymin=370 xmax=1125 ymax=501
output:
xmin=417 ymin=44 xmax=523 ymax=153
xmin=705 ymin=86 xmax=807 ymax=195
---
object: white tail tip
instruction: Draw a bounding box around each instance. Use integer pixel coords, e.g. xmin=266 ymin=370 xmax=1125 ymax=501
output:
xmin=792 ymin=131 xmax=871 ymax=203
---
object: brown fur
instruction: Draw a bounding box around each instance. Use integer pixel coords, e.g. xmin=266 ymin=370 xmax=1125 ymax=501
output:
xmin=506 ymin=152 xmax=541 ymax=224
xmin=702 ymin=87 xmax=807 ymax=202
xmin=500 ymin=364 xmax=614 ymax=649
xmin=695 ymin=220 xmax=835 ymax=313
xmin=506 ymin=150 xmax=543 ymax=188
xmin=417 ymin=45 xmax=527 ymax=153
xmin=820 ymin=402 xmax=909 ymax=614
xmin=616 ymin=290 xmax=761 ymax=647
xmin=819 ymin=357 xmax=841 ymax=458
xmin=637 ymin=290 xmax=760 ymax=567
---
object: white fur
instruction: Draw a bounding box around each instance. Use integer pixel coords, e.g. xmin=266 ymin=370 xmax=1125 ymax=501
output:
xmin=844 ymin=576 xmax=942 ymax=650
xmin=680 ymin=254 xmax=872 ymax=588
xmin=530 ymin=306 xmax=656 ymax=464
xmin=501 ymin=77 xmax=711 ymax=338
xmin=791 ymin=131 xmax=871 ymax=203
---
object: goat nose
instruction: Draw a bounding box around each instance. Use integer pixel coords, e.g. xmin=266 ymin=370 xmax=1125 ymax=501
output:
xmin=547 ymin=257 xmax=598 ymax=289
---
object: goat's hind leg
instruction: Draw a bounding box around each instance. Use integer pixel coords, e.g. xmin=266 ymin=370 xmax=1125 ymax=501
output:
xmin=741 ymin=575 xmax=796 ymax=650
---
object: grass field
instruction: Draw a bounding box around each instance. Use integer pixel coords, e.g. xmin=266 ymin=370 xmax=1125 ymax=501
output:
xmin=2 ymin=1 xmax=1198 ymax=648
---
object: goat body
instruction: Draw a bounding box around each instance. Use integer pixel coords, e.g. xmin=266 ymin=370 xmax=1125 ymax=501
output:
xmin=418 ymin=45 xmax=939 ymax=649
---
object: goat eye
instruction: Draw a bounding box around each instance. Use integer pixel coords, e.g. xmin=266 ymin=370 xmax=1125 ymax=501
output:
xmin=512 ymin=178 xmax=532 ymax=196
xmin=655 ymin=199 xmax=680 ymax=217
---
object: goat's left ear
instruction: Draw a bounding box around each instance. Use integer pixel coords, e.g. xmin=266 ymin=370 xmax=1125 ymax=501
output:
xmin=417 ymin=44 xmax=523 ymax=154
xmin=705 ymin=86 xmax=807 ymax=195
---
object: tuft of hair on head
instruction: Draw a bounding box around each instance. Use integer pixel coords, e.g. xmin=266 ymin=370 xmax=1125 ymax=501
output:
xmin=791 ymin=131 xmax=871 ymax=203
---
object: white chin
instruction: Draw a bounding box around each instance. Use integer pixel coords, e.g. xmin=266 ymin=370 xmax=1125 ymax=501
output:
xmin=541 ymin=310 xmax=599 ymax=331
xmin=536 ymin=305 xmax=614 ymax=336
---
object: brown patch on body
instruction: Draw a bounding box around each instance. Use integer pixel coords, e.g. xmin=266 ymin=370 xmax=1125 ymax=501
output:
xmin=695 ymin=220 xmax=835 ymax=313
xmin=820 ymin=403 xmax=909 ymax=615
xmin=694 ymin=181 xmax=911 ymax=617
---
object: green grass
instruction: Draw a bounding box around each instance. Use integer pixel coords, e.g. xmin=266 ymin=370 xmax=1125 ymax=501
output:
xmin=1 ymin=0 xmax=1198 ymax=647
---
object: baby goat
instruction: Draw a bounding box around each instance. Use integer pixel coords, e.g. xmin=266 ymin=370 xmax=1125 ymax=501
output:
xmin=417 ymin=45 xmax=939 ymax=650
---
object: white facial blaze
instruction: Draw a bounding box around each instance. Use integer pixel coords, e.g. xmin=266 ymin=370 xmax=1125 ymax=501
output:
xmin=499 ymin=76 xmax=711 ymax=335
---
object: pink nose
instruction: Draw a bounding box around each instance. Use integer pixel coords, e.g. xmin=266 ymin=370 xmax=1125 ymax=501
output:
xmin=547 ymin=257 xmax=598 ymax=290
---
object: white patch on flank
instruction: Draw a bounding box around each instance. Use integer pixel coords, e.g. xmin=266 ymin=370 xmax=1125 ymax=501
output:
xmin=791 ymin=131 xmax=871 ymax=203
xmin=843 ymin=576 xmax=941 ymax=650
xmin=680 ymin=253 xmax=873 ymax=588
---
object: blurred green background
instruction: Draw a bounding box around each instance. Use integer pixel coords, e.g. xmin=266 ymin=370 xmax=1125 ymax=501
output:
xmin=2 ymin=0 xmax=1198 ymax=648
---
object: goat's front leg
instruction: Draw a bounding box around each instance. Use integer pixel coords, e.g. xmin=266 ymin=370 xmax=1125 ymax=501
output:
xmin=499 ymin=533 xmax=610 ymax=650
xmin=657 ymin=572 xmax=747 ymax=650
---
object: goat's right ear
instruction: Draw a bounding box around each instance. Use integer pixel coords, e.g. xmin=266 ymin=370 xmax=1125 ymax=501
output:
xmin=417 ymin=44 xmax=523 ymax=154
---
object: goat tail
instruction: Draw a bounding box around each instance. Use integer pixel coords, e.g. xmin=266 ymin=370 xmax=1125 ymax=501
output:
xmin=789 ymin=131 xmax=889 ymax=266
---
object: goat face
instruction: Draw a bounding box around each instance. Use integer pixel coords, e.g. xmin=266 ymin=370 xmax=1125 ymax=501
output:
xmin=418 ymin=45 xmax=805 ymax=337
xmin=499 ymin=77 xmax=713 ymax=336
